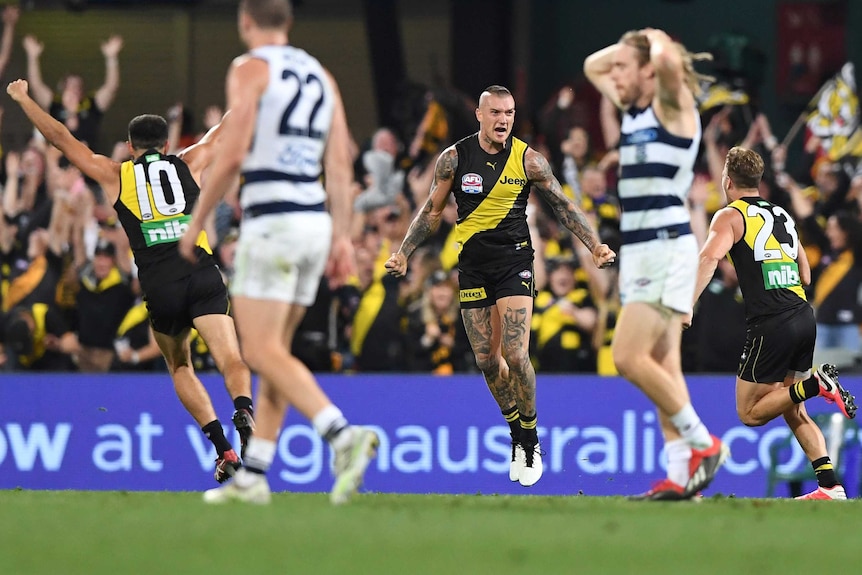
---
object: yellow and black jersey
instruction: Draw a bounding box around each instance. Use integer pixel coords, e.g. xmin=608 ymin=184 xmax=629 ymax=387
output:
xmin=727 ymin=197 xmax=808 ymax=323
xmin=452 ymin=134 xmax=532 ymax=269
xmin=115 ymin=150 xmax=213 ymax=292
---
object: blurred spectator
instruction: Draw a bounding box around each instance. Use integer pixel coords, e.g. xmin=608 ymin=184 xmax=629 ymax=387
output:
xmin=2 ymin=302 xmax=78 ymax=370
xmin=22 ymin=34 xmax=123 ymax=152
xmin=559 ymin=126 xmax=592 ymax=199
xmin=404 ymin=269 xmax=469 ymax=374
xmin=112 ymin=298 xmax=162 ymax=371
xmin=810 ymin=212 xmax=862 ymax=353
xmin=531 ymin=257 xmax=597 ymax=372
xmin=75 ymin=239 xmax=134 ymax=372
xmin=686 ymin=258 xmax=746 ymax=372
xmin=538 ymin=85 xmax=591 ymax=174
xmin=0 ymin=6 xmax=18 ymax=81
xmin=354 ymin=128 xmax=405 ymax=213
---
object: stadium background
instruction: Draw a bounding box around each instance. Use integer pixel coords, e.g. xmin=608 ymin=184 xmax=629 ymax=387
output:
xmin=2 ymin=0 xmax=862 ymax=152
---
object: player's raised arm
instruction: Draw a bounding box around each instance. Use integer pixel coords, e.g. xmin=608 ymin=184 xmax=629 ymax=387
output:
xmin=584 ymin=43 xmax=623 ymax=110
xmin=525 ymin=147 xmax=615 ymax=269
xmin=6 ymin=79 xmax=120 ymax=201
xmin=384 ymin=146 xmax=457 ymax=277
xmin=644 ymin=29 xmax=687 ymax=112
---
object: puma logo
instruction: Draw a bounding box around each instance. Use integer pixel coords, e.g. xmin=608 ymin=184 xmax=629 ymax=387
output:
xmin=486 ymin=161 xmax=497 ymax=170
xmin=521 ymin=281 xmax=531 ymax=291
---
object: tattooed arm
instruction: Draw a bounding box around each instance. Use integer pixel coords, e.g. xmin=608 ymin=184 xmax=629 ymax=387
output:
xmin=525 ymin=148 xmax=616 ymax=268
xmin=385 ymin=146 xmax=458 ymax=277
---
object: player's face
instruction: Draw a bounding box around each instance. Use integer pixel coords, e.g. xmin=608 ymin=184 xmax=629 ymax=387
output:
xmin=477 ymin=94 xmax=515 ymax=146
xmin=610 ymin=44 xmax=650 ymax=107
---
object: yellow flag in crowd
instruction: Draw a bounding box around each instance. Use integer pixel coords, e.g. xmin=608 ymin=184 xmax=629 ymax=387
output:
xmin=806 ymin=62 xmax=858 ymax=157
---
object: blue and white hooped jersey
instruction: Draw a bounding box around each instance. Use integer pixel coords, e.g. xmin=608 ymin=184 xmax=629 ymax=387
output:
xmin=240 ymin=45 xmax=334 ymax=211
xmin=617 ymin=105 xmax=701 ymax=245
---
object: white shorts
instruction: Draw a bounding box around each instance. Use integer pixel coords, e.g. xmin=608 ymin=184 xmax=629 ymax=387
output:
xmin=619 ymin=234 xmax=698 ymax=314
xmin=232 ymin=212 xmax=332 ymax=306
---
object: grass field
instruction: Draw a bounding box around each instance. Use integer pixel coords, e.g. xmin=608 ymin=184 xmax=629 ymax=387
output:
xmin=1 ymin=490 xmax=858 ymax=575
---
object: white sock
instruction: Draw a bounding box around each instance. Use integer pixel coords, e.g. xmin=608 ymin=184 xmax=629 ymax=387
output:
xmin=243 ymin=437 xmax=276 ymax=473
xmin=664 ymin=439 xmax=692 ymax=486
xmin=311 ymin=404 xmax=349 ymax=445
xmin=669 ymin=403 xmax=712 ymax=449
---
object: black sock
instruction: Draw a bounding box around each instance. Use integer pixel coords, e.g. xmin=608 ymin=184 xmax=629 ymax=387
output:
xmin=812 ymin=456 xmax=839 ymax=488
xmin=202 ymin=420 xmax=232 ymax=457
xmin=503 ymin=405 xmax=521 ymax=443
xmin=789 ymin=376 xmax=820 ymax=404
xmin=323 ymin=421 xmax=349 ymax=444
xmin=233 ymin=396 xmax=254 ymax=416
xmin=519 ymin=412 xmax=538 ymax=446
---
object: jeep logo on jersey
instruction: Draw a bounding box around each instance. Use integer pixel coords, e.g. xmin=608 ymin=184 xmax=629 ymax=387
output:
xmin=141 ymin=215 xmax=192 ymax=246
xmin=461 ymin=173 xmax=483 ymax=194
xmin=499 ymin=176 xmax=527 ymax=186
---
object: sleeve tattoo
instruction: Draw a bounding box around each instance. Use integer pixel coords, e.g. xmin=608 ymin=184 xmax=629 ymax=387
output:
xmin=398 ymin=148 xmax=458 ymax=258
xmin=526 ymin=150 xmax=598 ymax=252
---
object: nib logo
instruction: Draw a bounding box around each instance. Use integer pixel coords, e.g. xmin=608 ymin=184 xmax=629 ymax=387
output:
xmin=141 ymin=215 xmax=192 ymax=246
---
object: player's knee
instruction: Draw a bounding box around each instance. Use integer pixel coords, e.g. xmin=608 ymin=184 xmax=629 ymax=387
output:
xmin=612 ymin=347 xmax=637 ymax=379
xmin=240 ymin=341 xmax=270 ymax=372
xmin=504 ymin=351 xmax=531 ymax=376
xmin=737 ymin=407 xmax=768 ymax=427
xmin=474 ymin=354 xmax=498 ymax=376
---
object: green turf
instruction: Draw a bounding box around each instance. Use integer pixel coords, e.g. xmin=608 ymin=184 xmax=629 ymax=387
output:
xmin=0 ymin=490 xmax=857 ymax=575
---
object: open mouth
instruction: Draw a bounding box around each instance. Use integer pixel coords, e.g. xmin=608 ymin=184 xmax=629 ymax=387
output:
xmin=494 ymin=127 xmax=507 ymax=135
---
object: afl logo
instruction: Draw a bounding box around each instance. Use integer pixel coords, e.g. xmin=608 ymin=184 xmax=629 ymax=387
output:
xmin=461 ymin=173 xmax=483 ymax=194
xmin=519 ymin=270 xmax=532 ymax=279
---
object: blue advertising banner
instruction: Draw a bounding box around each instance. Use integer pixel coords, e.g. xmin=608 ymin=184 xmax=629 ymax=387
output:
xmin=0 ymin=373 xmax=859 ymax=497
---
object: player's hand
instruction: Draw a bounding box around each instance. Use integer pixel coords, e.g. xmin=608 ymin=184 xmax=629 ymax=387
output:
xmin=177 ymin=224 xmax=200 ymax=263
xmin=6 ymin=79 xmax=28 ymax=103
xmin=325 ymin=235 xmax=356 ymax=289
xmin=591 ymin=243 xmax=616 ymax=269
xmin=384 ymin=252 xmax=408 ymax=277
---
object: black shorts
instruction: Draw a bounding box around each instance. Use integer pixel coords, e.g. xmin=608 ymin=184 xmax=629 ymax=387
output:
xmin=144 ymin=265 xmax=230 ymax=336
xmin=458 ymin=257 xmax=534 ymax=309
xmin=738 ymin=305 xmax=815 ymax=383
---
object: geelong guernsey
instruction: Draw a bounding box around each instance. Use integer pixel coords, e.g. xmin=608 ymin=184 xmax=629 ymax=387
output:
xmin=240 ymin=44 xmax=335 ymax=214
xmin=618 ymin=105 xmax=701 ymax=244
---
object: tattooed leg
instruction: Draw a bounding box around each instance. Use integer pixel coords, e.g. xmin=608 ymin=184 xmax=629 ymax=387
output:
xmin=461 ymin=306 xmax=515 ymax=410
xmin=497 ymin=296 xmax=536 ymax=417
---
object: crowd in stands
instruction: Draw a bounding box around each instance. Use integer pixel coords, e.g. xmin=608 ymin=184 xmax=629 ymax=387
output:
xmin=0 ymin=6 xmax=859 ymax=374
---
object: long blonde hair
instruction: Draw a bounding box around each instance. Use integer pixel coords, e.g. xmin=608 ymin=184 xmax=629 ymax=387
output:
xmin=619 ymin=31 xmax=714 ymax=97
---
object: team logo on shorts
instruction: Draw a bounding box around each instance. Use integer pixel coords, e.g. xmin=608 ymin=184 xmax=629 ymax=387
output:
xmin=519 ymin=270 xmax=532 ymax=279
xmin=461 ymin=173 xmax=483 ymax=194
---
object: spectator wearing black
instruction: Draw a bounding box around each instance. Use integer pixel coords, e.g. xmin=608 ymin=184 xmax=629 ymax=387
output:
xmin=686 ymin=258 xmax=747 ymax=372
xmin=76 ymin=240 xmax=134 ymax=372
xmin=23 ymin=34 xmax=123 ymax=153
xmin=111 ymin=298 xmax=163 ymax=372
xmin=2 ymin=303 xmax=78 ymax=371
xmin=531 ymin=257 xmax=598 ymax=372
